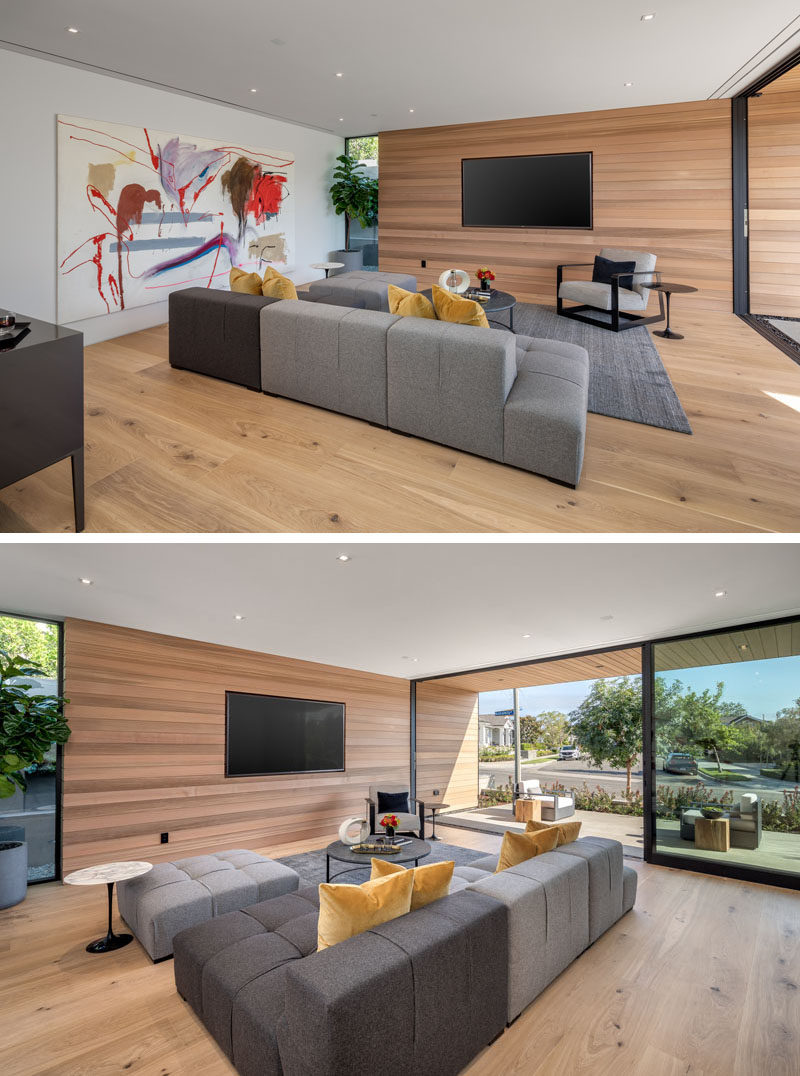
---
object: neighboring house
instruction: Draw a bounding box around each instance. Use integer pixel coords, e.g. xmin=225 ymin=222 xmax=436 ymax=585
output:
xmin=479 ymin=712 xmax=515 ymax=747
xmin=720 ymin=711 xmax=761 ymax=728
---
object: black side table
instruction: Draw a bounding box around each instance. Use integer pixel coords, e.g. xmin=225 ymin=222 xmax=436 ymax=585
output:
xmin=426 ymin=803 xmax=450 ymax=841
xmin=650 ymin=283 xmax=698 ymax=341
xmin=0 ymin=315 xmax=84 ymax=531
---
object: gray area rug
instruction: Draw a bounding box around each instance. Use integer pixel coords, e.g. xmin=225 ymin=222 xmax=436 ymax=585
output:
xmin=502 ymin=302 xmax=692 ymax=434
xmin=277 ymin=841 xmax=485 ymax=886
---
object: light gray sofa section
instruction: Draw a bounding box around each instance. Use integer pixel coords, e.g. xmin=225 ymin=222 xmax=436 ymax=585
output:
xmin=308 ymin=269 xmax=417 ymax=312
xmin=117 ymin=849 xmax=300 ymax=961
xmin=386 ymin=319 xmax=517 ymax=463
xmin=260 ymin=301 xmax=399 ymax=425
xmin=449 ymin=836 xmax=637 ymax=1023
xmin=260 ymin=300 xmax=590 ymax=486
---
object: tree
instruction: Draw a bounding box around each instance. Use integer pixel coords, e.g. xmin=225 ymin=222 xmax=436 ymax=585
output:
xmin=519 ymin=713 xmax=543 ymax=746
xmin=0 ymin=616 xmax=58 ymax=677
xmin=677 ymin=684 xmax=741 ymax=771
xmin=569 ymin=678 xmax=642 ymax=796
xmin=536 ymin=710 xmax=570 ymax=753
xmin=347 ymin=135 xmax=378 ymax=162
xmin=0 ymin=649 xmax=71 ymax=798
xmin=329 ymin=155 xmax=379 ymax=251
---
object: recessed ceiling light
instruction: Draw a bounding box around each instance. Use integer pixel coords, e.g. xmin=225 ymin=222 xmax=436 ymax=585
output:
xmin=402 ymin=656 xmax=419 ymax=662
xmin=409 ymin=108 xmax=415 ymax=113
xmin=336 ymin=553 xmax=350 ymax=562
xmin=250 ymin=88 xmax=258 ymax=94
xmin=641 ymin=13 xmax=655 ymax=20
xmin=714 ymin=590 xmax=727 ymax=598
xmin=522 ymin=633 xmax=532 ymax=639
xmin=623 ymin=82 xmax=634 ymax=87
xmin=234 ymin=614 xmax=246 ymax=621
xmin=66 ymin=27 xmax=80 ymax=33
xmin=78 ymin=577 xmax=93 ymax=586
xmin=339 ymin=117 xmax=344 ymax=122
xmin=336 ymin=72 xmax=343 ymax=78
xmin=600 ymin=614 xmax=614 ymax=621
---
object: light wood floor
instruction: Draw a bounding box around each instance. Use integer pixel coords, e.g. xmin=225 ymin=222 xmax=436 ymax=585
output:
xmin=2 ymin=309 xmax=800 ymax=532
xmin=3 ymin=824 xmax=799 ymax=1076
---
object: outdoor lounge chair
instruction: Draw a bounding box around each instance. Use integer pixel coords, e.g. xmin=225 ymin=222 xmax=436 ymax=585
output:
xmin=515 ymin=779 xmax=576 ymax=821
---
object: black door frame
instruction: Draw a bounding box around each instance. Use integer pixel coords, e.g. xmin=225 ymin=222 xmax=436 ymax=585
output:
xmin=645 ymin=611 xmax=800 ymax=893
xmin=732 ymin=44 xmax=800 ymax=362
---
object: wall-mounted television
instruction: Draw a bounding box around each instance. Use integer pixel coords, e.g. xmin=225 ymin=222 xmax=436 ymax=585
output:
xmin=461 ymin=152 xmax=592 ymax=230
xmin=225 ymin=691 xmax=345 ymax=777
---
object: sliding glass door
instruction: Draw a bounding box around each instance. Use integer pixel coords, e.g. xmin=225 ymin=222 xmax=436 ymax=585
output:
xmin=647 ymin=617 xmax=800 ymax=889
xmin=0 ymin=614 xmax=62 ymax=882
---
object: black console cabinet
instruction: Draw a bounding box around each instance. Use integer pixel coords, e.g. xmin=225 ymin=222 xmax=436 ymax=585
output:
xmin=0 ymin=316 xmax=84 ymax=531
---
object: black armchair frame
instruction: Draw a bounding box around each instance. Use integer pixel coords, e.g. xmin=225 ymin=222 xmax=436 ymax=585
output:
xmin=556 ymin=263 xmax=665 ymax=333
xmin=367 ymin=795 xmax=426 ymax=840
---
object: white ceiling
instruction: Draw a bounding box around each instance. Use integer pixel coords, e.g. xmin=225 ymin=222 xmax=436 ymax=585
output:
xmin=0 ymin=542 xmax=798 ymax=679
xmin=2 ymin=1 xmax=800 ymax=135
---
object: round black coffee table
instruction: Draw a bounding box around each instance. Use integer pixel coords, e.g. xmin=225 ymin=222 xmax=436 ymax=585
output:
xmin=422 ymin=288 xmax=517 ymax=332
xmin=650 ymin=282 xmax=698 ymax=340
xmin=325 ymin=836 xmax=431 ymax=881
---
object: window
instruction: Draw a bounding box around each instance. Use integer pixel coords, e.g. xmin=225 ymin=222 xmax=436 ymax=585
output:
xmin=649 ymin=618 xmax=800 ymax=887
xmin=345 ymin=135 xmax=379 ymax=269
xmin=0 ymin=614 xmax=63 ymax=882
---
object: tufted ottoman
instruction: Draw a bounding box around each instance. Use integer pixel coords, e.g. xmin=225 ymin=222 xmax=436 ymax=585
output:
xmin=308 ymin=270 xmax=418 ymax=312
xmin=116 ymin=849 xmax=300 ymax=961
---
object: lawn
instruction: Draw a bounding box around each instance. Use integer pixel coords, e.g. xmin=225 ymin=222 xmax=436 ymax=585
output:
xmin=697 ymin=765 xmax=752 ymax=782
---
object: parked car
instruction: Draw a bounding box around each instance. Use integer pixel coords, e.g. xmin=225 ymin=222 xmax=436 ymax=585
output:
xmin=557 ymin=745 xmax=580 ymax=761
xmin=663 ymin=752 xmax=698 ymax=775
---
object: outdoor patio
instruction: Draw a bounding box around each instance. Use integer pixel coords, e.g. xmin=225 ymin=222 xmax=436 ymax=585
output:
xmin=655 ymin=818 xmax=800 ymax=877
xmin=440 ymin=804 xmax=644 ymax=856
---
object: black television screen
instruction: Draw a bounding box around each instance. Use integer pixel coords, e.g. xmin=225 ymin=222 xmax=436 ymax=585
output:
xmin=461 ymin=152 xmax=592 ymax=229
xmin=225 ymin=691 xmax=345 ymax=776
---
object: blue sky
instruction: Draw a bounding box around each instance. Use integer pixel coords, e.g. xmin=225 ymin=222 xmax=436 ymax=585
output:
xmin=479 ymin=655 xmax=800 ymax=722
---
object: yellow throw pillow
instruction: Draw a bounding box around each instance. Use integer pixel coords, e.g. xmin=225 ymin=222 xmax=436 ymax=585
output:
xmin=261 ymin=267 xmax=298 ymax=300
xmin=431 ymin=284 xmax=490 ymax=328
xmin=369 ymin=857 xmax=454 ymax=911
xmin=495 ymin=827 xmax=560 ymax=873
xmin=229 ymin=267 xmax=263 ymax=295
xmin=525 ymin=819 xmax=582 ymax=847
xmin=388 ymin=285 xmax=435 ymax=319
xmin=317 ymin=868 xmax=414 ymax=950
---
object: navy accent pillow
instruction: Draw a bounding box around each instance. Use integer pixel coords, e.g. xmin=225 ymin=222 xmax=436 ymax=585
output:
xmin=377 ymin=790 xmax=411 ymax=815
xmin=592 ymin=255 xmax=636 ymax=291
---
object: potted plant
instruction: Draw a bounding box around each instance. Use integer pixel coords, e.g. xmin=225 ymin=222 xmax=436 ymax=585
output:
xmin=329 ymin=154 xmax=378 ymax=273
xmin=0 ymin=648 xmax=71 ymax=908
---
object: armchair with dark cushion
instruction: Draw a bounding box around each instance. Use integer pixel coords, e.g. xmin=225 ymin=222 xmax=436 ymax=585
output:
xmin=556 ymin=247 xmax=664 ymax=332
xmin=366 ymin=783 xmax=426 ymax=839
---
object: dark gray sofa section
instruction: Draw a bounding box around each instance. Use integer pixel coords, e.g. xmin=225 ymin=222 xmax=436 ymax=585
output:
xmin=169 ymin=288 xmax=278 ymax=391
xmin=174 ymin=886 xmax=507 ymax=1076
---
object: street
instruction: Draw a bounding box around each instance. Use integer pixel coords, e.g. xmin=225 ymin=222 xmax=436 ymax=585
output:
xmin=480 ymin=756 xmax=791 ymax=804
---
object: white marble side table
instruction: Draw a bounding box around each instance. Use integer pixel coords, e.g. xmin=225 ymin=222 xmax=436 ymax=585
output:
xmin=310 ymin=261 xmax=345 ymax=278
xmin=64 ymin=861 xmax=152 ymax=953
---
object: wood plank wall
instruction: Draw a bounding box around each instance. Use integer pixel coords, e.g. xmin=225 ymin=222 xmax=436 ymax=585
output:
xmin=61 ymin=618 xmax=410 ymax=873
xmin=415 ymin=680 xmax=479 ymax=811
xmin=748 ymin=64 xmax=800 ymax=316
xmin=379 ymin=99 xmax=732 ymax=311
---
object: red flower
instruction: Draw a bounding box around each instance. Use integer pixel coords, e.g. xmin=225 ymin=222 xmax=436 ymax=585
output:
xmin=380 ymin=814 xmax=399 ymax=828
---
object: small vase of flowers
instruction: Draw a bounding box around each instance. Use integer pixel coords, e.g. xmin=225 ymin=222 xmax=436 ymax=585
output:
xmin=380 ymin=813 xmax=400 ymax=842
xmin=477 ymin=267 xmax=495 ymax=292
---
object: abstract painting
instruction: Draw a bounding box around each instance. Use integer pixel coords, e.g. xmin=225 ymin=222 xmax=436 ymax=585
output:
xmin=57 ymin=115 xmax=295 ymax=322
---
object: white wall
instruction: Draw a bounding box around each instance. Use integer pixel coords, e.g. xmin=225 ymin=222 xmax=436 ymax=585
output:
xmin=0 ymin=50 xmax=344 ymax=345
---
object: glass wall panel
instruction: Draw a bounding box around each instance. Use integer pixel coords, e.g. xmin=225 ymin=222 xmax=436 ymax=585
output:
xmin=652 ymin=619 xmax=800 ymax=885
xmin=0 ymin=615 xmax=61 ymax=881
xmin=345 ymin=135 xmax=378 ymax=269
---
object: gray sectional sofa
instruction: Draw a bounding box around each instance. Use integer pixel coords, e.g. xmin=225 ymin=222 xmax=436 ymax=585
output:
xmin=172 ymin=836 xmax=636 ymax=1075
xmin=169 ymin=277 xmax=590 ymax=486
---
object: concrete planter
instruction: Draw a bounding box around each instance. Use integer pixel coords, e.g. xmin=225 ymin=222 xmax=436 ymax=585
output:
xmin=330 ymin=249 xmax=363 ymax=275
xmin=0 ymin=841 xmax=28 ymax=909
